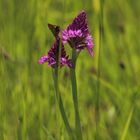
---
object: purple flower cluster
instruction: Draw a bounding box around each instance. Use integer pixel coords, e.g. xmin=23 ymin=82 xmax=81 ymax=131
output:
xmin=62 ymin=11 xmax=93 ymax=56
xmin=38 ymin=38 xmax=72 ymax=68
xmin=39 ymin=11 xmax=93 ymax=68
xmin=38 ymin=24 xmax=72 ymax=68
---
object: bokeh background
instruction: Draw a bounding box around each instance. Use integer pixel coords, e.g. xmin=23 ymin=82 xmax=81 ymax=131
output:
xmin=0 ymin=0 xmax=140 ymax=140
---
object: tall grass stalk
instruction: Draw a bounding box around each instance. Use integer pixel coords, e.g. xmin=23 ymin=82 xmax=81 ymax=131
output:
xmin=70 ymin=50 xmax=83 ymax=140
xmin=95 ymin=0 xmax=104 ymax=139
xmin=120 ymin=106 xmax=134 ymax=140
xmin=52 ymin=68 xmax=75 ymax=140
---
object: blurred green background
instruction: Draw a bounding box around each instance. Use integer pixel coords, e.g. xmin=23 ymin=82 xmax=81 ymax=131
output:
xmin=0 ymin=0 xmax=140 ymax=140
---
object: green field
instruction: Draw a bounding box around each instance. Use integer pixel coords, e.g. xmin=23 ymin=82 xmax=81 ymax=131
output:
xmin=0 ymin=0 xmax=140 ymax=140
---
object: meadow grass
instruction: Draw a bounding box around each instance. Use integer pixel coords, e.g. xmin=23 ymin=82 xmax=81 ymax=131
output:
xmin=0 ymin=0 xmax=140 ymax=140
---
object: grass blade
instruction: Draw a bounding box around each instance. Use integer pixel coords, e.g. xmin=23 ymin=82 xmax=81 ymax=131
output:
xmin=120 ymin=107 xmax=134 ymax=140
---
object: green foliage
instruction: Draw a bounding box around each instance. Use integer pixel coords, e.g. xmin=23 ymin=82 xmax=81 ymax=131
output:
xmin=0 ymin=0 xmax=140 ymax=139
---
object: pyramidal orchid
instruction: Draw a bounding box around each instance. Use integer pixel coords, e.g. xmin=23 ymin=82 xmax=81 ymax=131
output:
xmin=62 ymin=11 xmax=94 ymax=56
xmin=38 ymin=24 xmax=75 ymax=140
xmin=38 ymin=24 xmax=72 ymax=68
xmin=62 ymin=11 xmax=94 ymax=140
xmin=38 ymin=38 xmax=72 ymax=68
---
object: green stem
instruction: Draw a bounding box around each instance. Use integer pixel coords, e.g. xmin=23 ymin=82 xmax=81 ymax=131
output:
xmin=52 ymin=68 xmax=75 ymax=140
xmin=95 ymin=0 xmax=104 ymax=139
xmin=70 ymin=50 xmax=83 ymax=140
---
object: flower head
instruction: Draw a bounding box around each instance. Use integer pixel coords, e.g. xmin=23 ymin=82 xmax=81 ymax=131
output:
xmin=62 ymin=11 xmax=94 ymax=56
xmin=38 ymin=24 xmax=72 ymax=68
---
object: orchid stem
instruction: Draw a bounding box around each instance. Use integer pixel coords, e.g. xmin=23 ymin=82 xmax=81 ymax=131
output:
xmin=53 ymin=68 xmax=75 ymax=140
xmin=70 ymin=50 xmax=83 ymax=140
